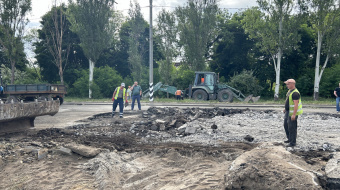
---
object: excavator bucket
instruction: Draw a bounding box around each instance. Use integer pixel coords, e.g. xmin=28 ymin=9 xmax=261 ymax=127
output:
xmin=243 ymin=95 xmax=253 ymax=103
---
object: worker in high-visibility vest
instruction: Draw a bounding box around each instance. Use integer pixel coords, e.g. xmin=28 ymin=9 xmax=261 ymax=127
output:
xmin=175 ymin=89 xmax=182 ymax=100
xmin=283 ymin=79 xmax=303 ymax=147
xmin=112 ymin=83 xmax=128 ymax=118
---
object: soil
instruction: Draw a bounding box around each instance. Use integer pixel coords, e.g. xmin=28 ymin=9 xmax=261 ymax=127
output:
xmin=0 ymin=107 xmax=338 ymax=190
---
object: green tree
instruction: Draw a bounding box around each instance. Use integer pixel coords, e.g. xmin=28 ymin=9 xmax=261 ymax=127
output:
xmin=210 ymin=11 xmax=256 ymax=79
xmin=69 ymin=66 xmax=123 ymax=98
xmin=0 ymin=0 xmax=31 ymax=84
xmin=127 ymin=2 xmax=148 ymax=82
xmin=228 ymin=70 xmax=263 ymax=96
xmin=35 ymin=5 xmax=88 ymax=85
xmin=156 ymin=9 xmax=178 ymax=85
xmin=67 ymin=0 xmax=118 ymax=98
xmin=175 ymin=0 xmax=219 ymax=71
xmin=42 ymin=2 xmax=70 ymax=84
xmin=302 ymin=0 xmax=340 ymax=100
xmin=242 ymin=0 xmax=300 ymax=100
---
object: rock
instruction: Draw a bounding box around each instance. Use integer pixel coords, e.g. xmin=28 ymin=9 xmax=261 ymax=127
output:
xmin=150 ymin=125 xmax=159 ymax=131
xmin=129 ymin=124 xmax=136 ymax=131
xmin=178 ymin=124 xmax=188 ymax=130
xmin=65 ymin=143 xmax=101 ymax=158
xmin=159 ymin=124 xmax=165 ymax=131
xmin=169 ymin=120 xmax=177 ymax=126
xmin=38 ymin=148 xmax=48 ymax=160
xmin=55 ymin=147 xmax=72 ymax=156
xmin=244 ymin=135 xmax=254 ymax=142
xmin=325 ymin=152 xmax=340 ymax=189
xmin=211 ymin=124 xmax=218 ymax=129
xmin=185 ymin=126 xmax=197 ymax=134
xmin=155 ymin=119 xmax=166 ymax=124
xmin=22 ymin=146 xmax=38 ymax=154
xmin=31 ymin=141 xmax=43 ymax=147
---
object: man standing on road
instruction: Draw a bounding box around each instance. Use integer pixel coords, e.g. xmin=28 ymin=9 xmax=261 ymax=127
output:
xmin=334 ymin=83 xmax=340 ymax=113
xmin=175 ymin=89 xmax=182 ymax=100
xmin=283 ymin=79 xmax=303 ymax=147
xmin=130 ymin=81 xmax=142 ymax=111
xmin=112 ymin=83 xmax=128 ymax=118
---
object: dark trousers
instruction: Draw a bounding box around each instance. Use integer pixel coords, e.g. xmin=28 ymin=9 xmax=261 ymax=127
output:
xmin=284 ymin=111 xmax=298 ymax=145
xmin=112 ymin=98 xmax=124 ymax=116
xmin=131 ymin=95 xmax=141 ymax=110
xmin=176 ymin=95 xmax=181 ymax=100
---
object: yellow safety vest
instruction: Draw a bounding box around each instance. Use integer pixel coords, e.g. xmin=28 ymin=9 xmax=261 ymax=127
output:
xmin=287 ymin=89 xmax=303 ymax=116
xmin=115 ymin=87 xmax=126 ymax=100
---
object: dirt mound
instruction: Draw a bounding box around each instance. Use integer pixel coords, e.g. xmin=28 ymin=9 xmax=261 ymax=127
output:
xmin=224 ymin=142 xmax=324 ymax=190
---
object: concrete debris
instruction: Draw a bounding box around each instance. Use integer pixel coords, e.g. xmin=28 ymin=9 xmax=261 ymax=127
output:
xmin=325 ymin=152 xmax=340 ymax=189
xmin=65 ymin=143 xmax=101 ymax=158
xmin=211 ymin=124 xmax=218 ymax=129
xmin=185 ymin=126 xmax=197 ymax=134
xmin=38 ymin=148 xmax=48 ymax=160
xmin=55 ymin=147 xmax=73 ymax=156
xmin=244 ymin=135 xmax=254 ymax=142
xmin=155 ymin=119 xmax=166 ymax=124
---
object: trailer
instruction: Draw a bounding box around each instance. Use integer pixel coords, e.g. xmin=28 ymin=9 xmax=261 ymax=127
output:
xmin=1 ymin=84 xmax=66 ymax=104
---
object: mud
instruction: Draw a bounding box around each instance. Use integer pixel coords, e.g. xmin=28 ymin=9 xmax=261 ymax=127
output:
xmin=0 ymin=107 xmax=339 ymax=189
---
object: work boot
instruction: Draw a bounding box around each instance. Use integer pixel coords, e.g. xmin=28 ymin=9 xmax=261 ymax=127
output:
xmin=286 ymin=143 xmax=296 ymax=147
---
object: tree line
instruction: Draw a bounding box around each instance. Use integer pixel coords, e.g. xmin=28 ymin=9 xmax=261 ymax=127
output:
xmin=0 ymin=0 xmax=340 ymax=100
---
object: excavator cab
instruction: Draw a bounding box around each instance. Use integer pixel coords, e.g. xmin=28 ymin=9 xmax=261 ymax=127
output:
xmin=190 ymin=72 xmax=219 ymax=100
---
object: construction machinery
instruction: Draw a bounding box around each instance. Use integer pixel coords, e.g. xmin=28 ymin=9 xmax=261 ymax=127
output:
xmin=143 ymin=71 xmax=260 ymax=103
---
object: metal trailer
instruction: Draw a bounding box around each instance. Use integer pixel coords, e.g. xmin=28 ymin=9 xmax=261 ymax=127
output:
xmin=1 ymin=84 xmax=66 ymax=104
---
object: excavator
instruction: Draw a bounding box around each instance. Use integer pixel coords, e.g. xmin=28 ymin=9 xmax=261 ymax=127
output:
xmin=143 ymin=71 xmax=260 ymax=103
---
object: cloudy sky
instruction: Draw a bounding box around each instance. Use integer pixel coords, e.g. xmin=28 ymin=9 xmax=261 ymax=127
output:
xmin=29 ymin=0 xmax=258 ymax=29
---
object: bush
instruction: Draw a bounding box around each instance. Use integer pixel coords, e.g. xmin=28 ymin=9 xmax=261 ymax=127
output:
xmin=69 ymin=66 xmax=123 ymax=98
xmin=228 ymin=70 xmax=263 ymax=96
xmin=172 ymin=68 xmax=195 ymax=89
xmin=320 ymin=64 xmax=340 ymax=98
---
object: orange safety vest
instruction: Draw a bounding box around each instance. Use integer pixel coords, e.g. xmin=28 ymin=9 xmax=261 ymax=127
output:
xmin=175 ymin=90 xmax=182 ymax=95
xmin=201 ymin=78 xmax=204 ymax=83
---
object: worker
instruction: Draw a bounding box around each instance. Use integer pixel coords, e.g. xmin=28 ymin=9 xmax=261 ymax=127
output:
xmin=201 ymin=77 xmax=204 ymax=84
xmin=130 ymin=81 xmax=142 ymax=111
xmin=283 ymin=79 xmax=303 ymax=147
xmin=175 ymin=89 xmax=182 ymax=100
xmin=127 ymin=86 xmax=132 ymax=102
xmin=112 ymin=83 xmax=128 ymax=118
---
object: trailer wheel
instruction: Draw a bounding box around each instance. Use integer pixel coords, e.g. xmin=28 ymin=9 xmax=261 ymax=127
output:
xmin=192 ymin=89 xmax=208 ymax=101
xmin=217 ymin=89 xmax=233 ymax=102
xmin=5 ymin=96 xmax=19 ymax=104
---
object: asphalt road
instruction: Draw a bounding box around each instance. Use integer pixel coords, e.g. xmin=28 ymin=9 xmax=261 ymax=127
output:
xmin=34 ymin=102 xmax=338 ymax=129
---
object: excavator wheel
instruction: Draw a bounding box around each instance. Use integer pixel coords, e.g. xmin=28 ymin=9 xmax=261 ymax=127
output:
xmin=217 ymin=89 xmax=233 ymax=102
xmin=192 ymin=89 xmax=208 ymax=101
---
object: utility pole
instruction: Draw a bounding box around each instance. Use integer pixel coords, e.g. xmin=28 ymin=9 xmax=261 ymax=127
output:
xmin=149 ymin=0 xmax=154 ymax=102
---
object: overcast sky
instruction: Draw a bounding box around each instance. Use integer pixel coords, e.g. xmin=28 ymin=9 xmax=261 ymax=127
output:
xmin=28 ymin=0 xmax=258 ymax=29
